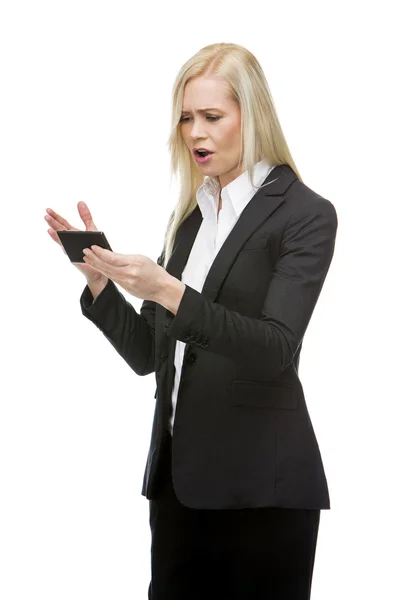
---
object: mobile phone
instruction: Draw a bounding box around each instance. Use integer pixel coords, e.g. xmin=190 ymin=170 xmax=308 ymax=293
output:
xmin=57 ymin=230 xmax=113 ymax=263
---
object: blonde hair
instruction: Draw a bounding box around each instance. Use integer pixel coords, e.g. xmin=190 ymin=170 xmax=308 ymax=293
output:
xmin=159 ymin=42 xmax=303 ymax=269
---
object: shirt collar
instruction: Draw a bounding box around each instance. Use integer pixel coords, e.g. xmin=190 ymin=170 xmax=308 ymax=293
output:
xmin=196 ymin=158 xmax=275 ymax=220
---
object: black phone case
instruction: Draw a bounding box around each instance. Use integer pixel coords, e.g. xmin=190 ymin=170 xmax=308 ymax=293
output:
xmin=57 ymin=230 xmax=113 ymax=263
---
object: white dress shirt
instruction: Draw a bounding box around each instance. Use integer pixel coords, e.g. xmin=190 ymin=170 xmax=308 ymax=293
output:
xmin=168 ymin=159 xmax=276 ymax=435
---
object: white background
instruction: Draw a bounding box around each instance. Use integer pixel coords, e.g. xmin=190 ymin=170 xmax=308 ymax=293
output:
xmin=1 ymin=1 xmax=399 ymax=598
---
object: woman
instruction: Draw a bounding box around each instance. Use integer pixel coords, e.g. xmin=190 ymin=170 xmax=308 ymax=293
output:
xmin=44 ymin=42 xmax=338 ymax=600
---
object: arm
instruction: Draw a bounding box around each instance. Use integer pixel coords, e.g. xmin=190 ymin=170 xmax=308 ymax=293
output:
xmin=80 ymin=254 xmax=164 ymax=377
xmin=161 ymin=200 xmax=338 ymax=379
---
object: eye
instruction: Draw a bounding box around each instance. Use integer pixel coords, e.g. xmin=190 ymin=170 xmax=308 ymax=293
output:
xmin=179 ymin=115 xmax=220 ymax=123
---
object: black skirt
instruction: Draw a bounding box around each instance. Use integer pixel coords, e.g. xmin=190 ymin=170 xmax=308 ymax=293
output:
xmin=148 ymin=431 xmax=320 ymax=600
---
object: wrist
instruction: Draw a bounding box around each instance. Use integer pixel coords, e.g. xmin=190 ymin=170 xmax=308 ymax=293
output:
xmin=155 ymin=275 xmax=186 ymax=315
xmin=86 ymin=275 xmax=108 ymax=303
xmin=87 ymin=273 xmax=108 ymax=285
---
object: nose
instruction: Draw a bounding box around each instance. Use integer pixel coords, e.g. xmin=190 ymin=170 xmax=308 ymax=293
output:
xmin=188 ymin=118 xmax=208 ymax=142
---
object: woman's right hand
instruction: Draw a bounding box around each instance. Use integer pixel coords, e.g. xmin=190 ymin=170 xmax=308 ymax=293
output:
xmin=44 ymin=201 xmax=108 ymax=285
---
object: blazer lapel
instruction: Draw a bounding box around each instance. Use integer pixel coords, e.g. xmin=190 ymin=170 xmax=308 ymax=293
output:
xmin=164 ymin=163 xmax=297 ymax=312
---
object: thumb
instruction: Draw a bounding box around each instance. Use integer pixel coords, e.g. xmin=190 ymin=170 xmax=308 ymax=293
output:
xmin=77 ymin=201 xmax=98 ymax=231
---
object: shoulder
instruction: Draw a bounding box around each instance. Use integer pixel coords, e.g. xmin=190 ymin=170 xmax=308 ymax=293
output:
xmin=284 ymin=178 xmax=338 ymax=230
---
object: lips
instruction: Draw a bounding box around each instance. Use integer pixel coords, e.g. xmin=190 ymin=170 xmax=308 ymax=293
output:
xmin=193 ymin=148 xmax=214 ymax=156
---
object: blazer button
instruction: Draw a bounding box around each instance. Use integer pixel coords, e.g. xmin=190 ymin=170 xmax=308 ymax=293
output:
xmin=187 ymin=353 xmax=196 ymax=364
xmin=182 ymin=332 xmax=190 ymax=341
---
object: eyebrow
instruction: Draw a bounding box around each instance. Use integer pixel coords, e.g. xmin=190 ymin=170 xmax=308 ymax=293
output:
xmin=181 ymin=107 xmax=222 ymax=115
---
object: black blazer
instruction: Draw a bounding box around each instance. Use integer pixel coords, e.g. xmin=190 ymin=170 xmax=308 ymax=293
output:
xmin=80 ymin=164 xmax=338 ymax=510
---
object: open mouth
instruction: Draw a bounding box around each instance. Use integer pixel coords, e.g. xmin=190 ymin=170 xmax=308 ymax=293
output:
xmin=194 ymin=150 xmax=214 ymax=164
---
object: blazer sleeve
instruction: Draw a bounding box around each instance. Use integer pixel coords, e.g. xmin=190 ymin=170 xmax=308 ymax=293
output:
xmin=165 ymin=199 xmax=338 ymax=379
xmin=79 ymin=253 xmax=165 ymax=377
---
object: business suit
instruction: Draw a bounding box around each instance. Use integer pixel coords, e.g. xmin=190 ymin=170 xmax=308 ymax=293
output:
xmin=80 ymin=163 xmax=338 ymax=597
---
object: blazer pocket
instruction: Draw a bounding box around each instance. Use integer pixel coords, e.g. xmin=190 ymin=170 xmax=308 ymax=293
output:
xmin=239 ymin=236 xmax=269 ymax=252
xmin=230 ymin=380 xmax=297 ymax=410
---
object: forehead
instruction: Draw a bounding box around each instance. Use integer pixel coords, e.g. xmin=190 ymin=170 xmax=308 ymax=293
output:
xmin=182 ymin=76 xmax=233 ymax=113
xmin=181 ymin=106 xmax=223 ymax=114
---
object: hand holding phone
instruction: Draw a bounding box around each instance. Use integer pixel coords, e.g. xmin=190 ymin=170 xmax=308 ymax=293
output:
xmin=44 ymin=201 xmax=109 ymax=284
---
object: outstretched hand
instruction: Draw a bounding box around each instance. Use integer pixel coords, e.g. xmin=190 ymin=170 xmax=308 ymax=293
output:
xmin=45 ymin=201 xmax=106 ymax=284
xmin=82 ymin=245 xmax=168 ymax=301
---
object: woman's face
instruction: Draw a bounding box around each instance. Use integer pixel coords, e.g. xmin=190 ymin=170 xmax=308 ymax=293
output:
xmin=180 ymin=75 xmax=243 ymax=189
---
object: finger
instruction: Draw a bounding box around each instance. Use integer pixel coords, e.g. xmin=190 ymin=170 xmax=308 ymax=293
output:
xmin=82 ymin=251 xmax=113 ymax=278
xmin=44 ymin=215 xmax=72 ymax=251
xmin=77 ymin=201 xmax=97 ymax=231
xmin=44 ymin=213 xmax=69 ymax=233
xmin=45 ymin=208 xmax=76 ymax=230
xmin=82 ymin=248 xmax=127 ymax=280
xmin=89 ymin=245 xmax=130 ymax=267
xmin=47 ymin=228 xmax=67 ymax=253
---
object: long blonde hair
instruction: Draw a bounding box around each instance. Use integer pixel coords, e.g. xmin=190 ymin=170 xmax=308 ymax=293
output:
xmin=159 ymin=42 xmax=302 ymax=269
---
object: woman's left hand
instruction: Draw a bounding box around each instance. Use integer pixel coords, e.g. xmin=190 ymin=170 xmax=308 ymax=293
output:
xmin=82 ymin=245 xmax=168 ymax=301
